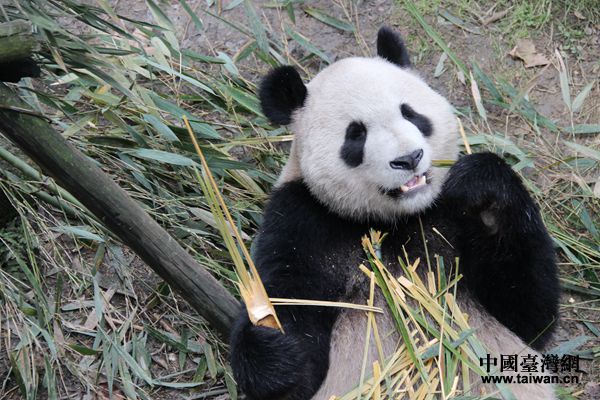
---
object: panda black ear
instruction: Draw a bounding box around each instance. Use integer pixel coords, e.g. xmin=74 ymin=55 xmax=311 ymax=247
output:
xmin=376 ymin=26 xmax=411 ymax=68
xmin=259 ymin=66 xmax=307 ymax=125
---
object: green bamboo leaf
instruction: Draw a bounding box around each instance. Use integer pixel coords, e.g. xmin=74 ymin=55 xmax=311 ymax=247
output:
xmin=564 ymin=141 xmax=600 ymax=161
xmin=143 ymin=114 xmax=180 ymax=142
xmin=182 ymin=49 xmax=226 ymax=64
xmin=572 ymin=200 xmax=600 ymax=240
xmin=547 ymin=335 xmax=591 ymax=357
xmin=153 ymin=380 xmax=203 ymax=388
xmin=434 ymin=52 xmax=447 ymax=78
xmin=556 ymin=50 xmax=571 ymax=111
xmin=118 ymin=361 xmax=138 ymax=400
xmin=193 ymin=357 xmax=208 ymax=382
xmin=287 ymin=2 xmax=296 ymax=24
xmin=219 ymin=85 xmax=262 ymax=116
xmin=68 ymin=344 xmax=100 ymax=356
xmin=130 ymin=149 xmax=199 ymax=166
xmin=471 ymin=62 xmax=503 ymax=102
xmin=204 ymin=343 xmax=218 ymax=379
xmin=217 ymin=51 xmax=240 ymax=76
xmin=244 ymin=0 xmax=269 ymax=54
xmin=178 ymin=0 xmax=204 ymax=31
xmin=95 ymin=48 xmax=138 ymax=56
xmin=225 ymin=367 xmax=238 ymax=399
xmin=403 ymin=1 xmax=468 ymax=77
xmin=284 ymin=25 xmax=331 ymax=64
xmin=145 ymin=325 xmax=204 ymax=353
xmin=303 ymin=7 xmax=355 ymax=32
xmin=226 ymin=0 xmax=244 ymax=10
xmin=583 ymin=321 xmax=600 ymax=337
xmin=572 ymin=81 xmax=596 ymax=112
xmin=51 ymin=226 xmax=105 ymax=242
xmin=149 ymin=93 xmax=191 ymax=118
xmin=146 ymin=0 xmax=179 ymax=50
xmin=112 ymin=338 xmax=154 ymax=384
xmin=439 ymin=9 xmax=481 ymax=34
xmin=189 ymin=121 xmax=222 ymax=140
xmin=43 ymin=356 xmax=58 ymax=400
xmin=563 ymin=124 xmax=600 ymax=135
xmin=143 ymin=58 xmax=215 ymax=94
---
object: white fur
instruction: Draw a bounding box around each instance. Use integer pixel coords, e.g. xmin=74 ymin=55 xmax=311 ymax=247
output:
xmin=312 ymin=296 xmax=557 ymax=400
xmin=279 ymin=57 xmax=458 ymax=221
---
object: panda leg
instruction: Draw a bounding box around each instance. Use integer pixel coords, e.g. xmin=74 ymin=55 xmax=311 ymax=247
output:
xmin=443 ymin=152 xmax=559 ymax=349
xmin=230 ymin=303 xmax=334 ymax=400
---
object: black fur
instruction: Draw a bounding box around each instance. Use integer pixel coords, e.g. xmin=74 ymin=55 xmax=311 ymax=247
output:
xmin=259 ymin=66 xmax=307 ymax=125
xmin=443 ymin=152 xmax=559 ymax=347
xmin=230 ymin=152 xmax=559 ymax=400
xmin=0 ymin=58 xmax=41 ymax=83
xmin=376 ymin=26 xmax=411 ymax=68
xmin=340 ymin=121 xmax=367 ymax=167
xmin=401 ymin=103 xmax=433 ymax=137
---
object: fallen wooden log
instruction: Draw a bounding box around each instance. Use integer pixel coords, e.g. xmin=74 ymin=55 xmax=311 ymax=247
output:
xmin=0 ymin=20 xmax=40 ymax=82
xmin=0 ymin=20 xmax=37 ymax=62
xmin=0 ymin=83 xmax=240 ymax=337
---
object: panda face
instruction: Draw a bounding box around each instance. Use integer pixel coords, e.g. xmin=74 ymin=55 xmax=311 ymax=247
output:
xmin=259 ymin=29 xmax=459 ymax=221
xmin=290 ymin=58 xmax=458 ymax=221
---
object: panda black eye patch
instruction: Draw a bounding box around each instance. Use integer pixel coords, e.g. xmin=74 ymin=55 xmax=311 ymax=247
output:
xmin=400 ymin=103 xmax=433 ymax=137
xmin=340 ymin=121 xmax=367 ymax=167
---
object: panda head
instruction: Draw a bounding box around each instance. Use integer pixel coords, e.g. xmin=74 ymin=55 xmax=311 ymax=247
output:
xmin=260 ymin=27 xmax=459 ymax=222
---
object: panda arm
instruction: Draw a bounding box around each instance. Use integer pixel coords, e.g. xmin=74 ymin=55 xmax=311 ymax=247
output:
xmin=230 ymin=180 xmax=347 ymax=400
xmin=443 ymin=153 xmax=559 ymax=350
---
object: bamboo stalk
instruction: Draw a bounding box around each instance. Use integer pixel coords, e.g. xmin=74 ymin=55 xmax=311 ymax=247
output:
xmin=183 ymin=116 xmax=283 ymax=332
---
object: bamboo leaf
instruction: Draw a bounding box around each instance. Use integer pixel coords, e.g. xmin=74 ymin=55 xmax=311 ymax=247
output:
xmin=303 ymin=7 xmax=355 ymax=32
xmin=68 ymin=344 xmax=100 ymax=356
xmin=244 ymin=0 xmax=269 ymax=54
xmin=403 ymin=1 xmax=468 ymax=77
xmin=547 ymin=335 xmax=592 ymax=357
xmin=178 ymin=0 xmax=204 ymax=31
xmin=143 ymin=114 xmax=180 ymax=142
xmin=564 ymin=141 xmax=600 ymax=161
xmin=284 ymin=25 xmax=331 ymax=64
xmin=51 ymin=226 xmax=105 ymax=242
xmin=130 ymin=149 xmax=199 ymax=166
xmin=563 ymin=124 xmax=600 ymax=135
xmin=572 ymin=81 xmax=595 ymax=112
xmin=555 ymin=49 xmax=571 ymax=111
xmin=434 ymin=52 xmax=448 ymax=78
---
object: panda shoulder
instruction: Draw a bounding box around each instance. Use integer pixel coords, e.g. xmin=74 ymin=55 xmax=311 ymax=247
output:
xmin=261 ymin=180 xmax=328 ymax=228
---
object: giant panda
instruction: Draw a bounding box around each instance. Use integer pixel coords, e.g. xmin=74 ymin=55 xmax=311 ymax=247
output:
xmin=230 ymin=27 xmax=559 ymax=400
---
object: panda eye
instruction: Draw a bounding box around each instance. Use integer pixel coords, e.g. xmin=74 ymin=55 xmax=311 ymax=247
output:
xmin=400 ymin=103 xmax=433 ymax=137
xmin=345 ymin=121 xmax=367 ymax=141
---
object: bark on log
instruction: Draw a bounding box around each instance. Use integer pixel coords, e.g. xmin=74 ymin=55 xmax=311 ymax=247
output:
xmin=0 ymin=20 xmax=37 ymax=63
xmin=0 ymin=83 xmax=240 ymax=337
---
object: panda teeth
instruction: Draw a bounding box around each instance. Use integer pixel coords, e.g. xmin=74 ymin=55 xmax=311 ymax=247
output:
xmin=400 ymin=174 xmax=427 ymax=193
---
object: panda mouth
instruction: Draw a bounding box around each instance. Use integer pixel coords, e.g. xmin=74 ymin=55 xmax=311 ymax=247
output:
xmin=380 ymin=171 xmax=430 ymax=198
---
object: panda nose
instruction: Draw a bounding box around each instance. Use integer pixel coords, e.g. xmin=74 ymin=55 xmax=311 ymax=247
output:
xmin=389 ymin=149 xmax=423 ymax=170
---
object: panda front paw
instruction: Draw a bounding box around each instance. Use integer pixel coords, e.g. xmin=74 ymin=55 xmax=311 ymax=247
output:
xmin=230 ymin=319 xmax=309 ymax=399
xmin=442 ymin=152 xmax=530 ymax=234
